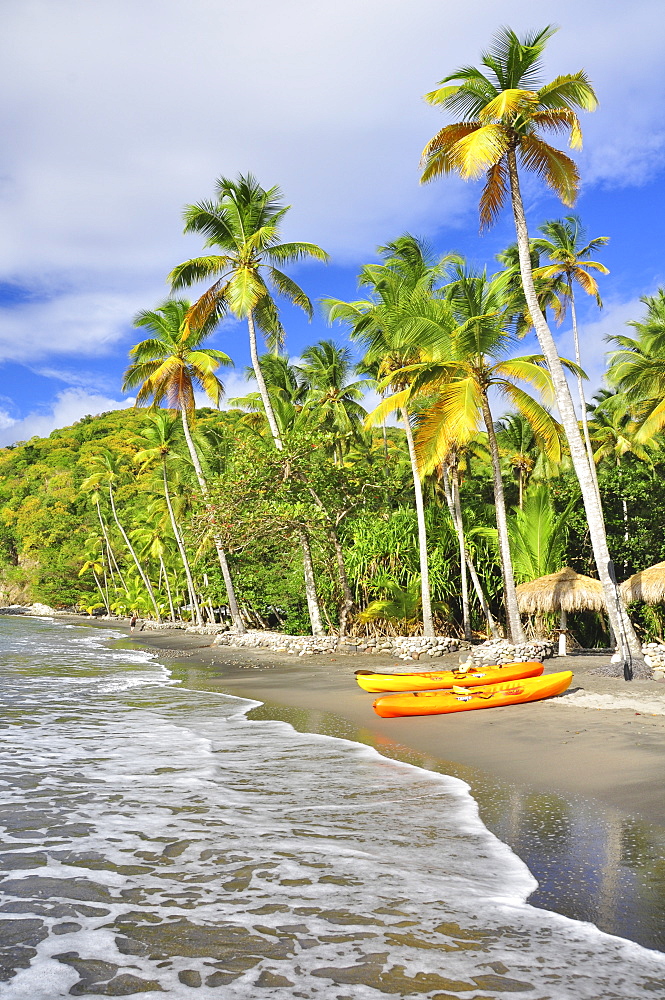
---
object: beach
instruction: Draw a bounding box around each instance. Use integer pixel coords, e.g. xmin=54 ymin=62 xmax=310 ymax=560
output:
xmin=117 ymin=622 xmax=665 ymax=825
xmin=3 ymin=613 xmax=665 ymax=997
xmin=96 ymin=618 xmax=665 ymax=953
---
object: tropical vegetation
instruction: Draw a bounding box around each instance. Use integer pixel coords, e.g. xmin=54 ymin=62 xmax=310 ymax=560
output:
xmin=0 ymin=27 xmax=664 ymax=661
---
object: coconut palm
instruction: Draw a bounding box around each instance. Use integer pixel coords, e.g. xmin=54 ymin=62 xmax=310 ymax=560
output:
xmin=81 ymin=451 xmax=162 ymax=622
xmin=168 ymin=173 xmax=329 ymax=451
xmin=325 ymin=235 xmax=459 ymax=636
xmin=607 ymin=289 xmax=665 ymax=440
xmin=296 ymin=340 xmax=371 ymax=463
xmin=122 ymin=298 xmax=246 ymax=633
xmin=421 ymin=25 xmax=644 ymax=669
xmin=532 ymin=215 xmax=609 ymax=490
xmin=374 ymin=266 xmax=566 ymax=643
xmin=134 ymin=412 xmax=203 ymax=625
xmin=169 ymin=177 xmax=329 ymax=636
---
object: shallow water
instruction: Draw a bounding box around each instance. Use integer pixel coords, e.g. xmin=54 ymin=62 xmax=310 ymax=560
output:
xmin=1 ymin=617 xmax=665 ymax=998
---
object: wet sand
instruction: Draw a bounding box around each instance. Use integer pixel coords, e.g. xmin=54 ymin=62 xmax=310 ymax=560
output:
xmin=57 ymin=616 xmax=665 ymax=949
xmin=98 ymin=620 xmax=665 ymax=826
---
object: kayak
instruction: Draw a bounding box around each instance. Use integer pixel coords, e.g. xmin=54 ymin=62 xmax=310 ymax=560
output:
xmin=355 ymin=660 xmax=544 ymax=693
xmin=372 ymin=671 xmax=573 ymax=718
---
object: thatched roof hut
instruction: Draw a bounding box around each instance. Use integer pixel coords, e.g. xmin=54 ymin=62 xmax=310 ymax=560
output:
xmin=516 ymin=568 xmax=605 ymax=655
xmin=620 ymin=561 xmax=665 ymax=605
xmin=516 ymin=567 xmax=605 ymax=615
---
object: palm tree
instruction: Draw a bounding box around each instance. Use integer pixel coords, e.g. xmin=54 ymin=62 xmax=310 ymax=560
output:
xmin=168 ymin=173 xmax=329 ymax=451
xmin=532 ymin=215 xmax=609 ymax=490
xmin=420 ymin=25 xmax=645 ymax=669
xmin=607 ymin=289 xmax=665 ymax=440
xmin=296 ymin=340 xmax=371 ymax=463
xmin=169 ymin=176 xmax=329 ymax=636
xmin=81 ymin=451 xmax=162 ymax=622
xmin=134 ymin=412 xmax=203 ymax=625
xmin=325 ymin=235 xmax=459 ymax=636
xmin=122 ymin=298 xmax=246 ymax=634
xmin=374 ymin=266 xmax=565 ymax=643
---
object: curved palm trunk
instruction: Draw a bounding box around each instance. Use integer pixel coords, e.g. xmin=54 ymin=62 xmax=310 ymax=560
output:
xmin=107 ymin=486 xmax=162 ymax=622
xmin=400 ymin=407 xmax=434 ymax=636
xmin=91 ymin=569 xmax=107 ymax=610
xmin=441 ymin=462 xmax=471 ymax=639
xmin=507 ymin=150 xmax=644 ymax=673
xmin=296 ymin=526 xmax=325 ymax=636
xmin=442 ymin=461 xmax=500 ymax=640
xmin=96 ymin=500 xmax=127 ymax=592
xmin=247 ymin=311 xmax=284 ymax=448
xmin=159 ymin=554 xmax=177 ymax=622
xmin=161 ymin=459 xmax=202 ymax=626
xmin=570 ymin=285 xmax=602 ymax=499
xmin=246 ymin=309 xmax=325 ymax=636
xmin=180 ymin=408 xmax=246 ymax=634
xmin=480 ymin=391 xmax=525 ymax=643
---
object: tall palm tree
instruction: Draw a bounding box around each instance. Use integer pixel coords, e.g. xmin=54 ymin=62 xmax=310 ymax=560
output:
xmin=122 ymin=298 xmax=246 ymax=634
xmin=420 ymin=25 xmax=645 ymax=669
xmin=373 ymin=266 xmax=565 ymax=643
xmin=169 ymin=175 xmax=329 ymax=636
xmin=532 ymin=215 xmax=609 ymax=490
xmin=168 ymin=173 xmax=329 ymax=451
xmin=325 ymin=236 xmax=459 ymax=636
xmin=134 ymin=412 xmax=203 ymax=625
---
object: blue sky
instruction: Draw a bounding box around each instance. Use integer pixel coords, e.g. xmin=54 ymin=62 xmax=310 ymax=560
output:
xmin=0 ymin=0 xmax=663 ymax=445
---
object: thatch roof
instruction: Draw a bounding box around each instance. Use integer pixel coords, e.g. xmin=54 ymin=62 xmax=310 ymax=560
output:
xmin=516 ymin=567 xmax=605 ymax=614
xmin=620 ymin=561 xmax=665 ymax=605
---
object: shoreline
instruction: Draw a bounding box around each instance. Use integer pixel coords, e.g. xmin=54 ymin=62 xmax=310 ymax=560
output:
xmin=45 ymin=614 xmax=665 ymax=949
xmin=99 ymin=618 xmax=665 ymax=825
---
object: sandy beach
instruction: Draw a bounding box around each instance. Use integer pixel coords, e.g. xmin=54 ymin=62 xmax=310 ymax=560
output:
xmin=97 ymin=620 xmax=665 ymax=826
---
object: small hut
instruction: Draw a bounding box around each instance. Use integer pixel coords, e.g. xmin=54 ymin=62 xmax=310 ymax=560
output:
xmin=516 ymin=567 xmax=605 ymax=655
xmin=620 ymin=561 xmax=665 ymax=605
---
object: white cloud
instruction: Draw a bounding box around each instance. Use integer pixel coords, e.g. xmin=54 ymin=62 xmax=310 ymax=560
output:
xmin=0 ymin=388 xmax=134 ymax=447
xmin=0 ymin=0 xmax=663 ymax=439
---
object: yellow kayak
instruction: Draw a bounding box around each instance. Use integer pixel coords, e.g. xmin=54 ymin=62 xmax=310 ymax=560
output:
xmin=355 ymin=660 xmax=544 ymax=693
xmin=373 ymin=671 xmax=573 ymax=718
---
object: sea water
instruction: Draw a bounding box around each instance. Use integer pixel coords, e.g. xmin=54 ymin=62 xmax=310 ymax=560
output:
xmin=1 ymin=617 xmax=664 ymax=999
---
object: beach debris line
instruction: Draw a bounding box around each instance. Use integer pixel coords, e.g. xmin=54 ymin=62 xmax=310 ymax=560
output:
xmin=372 ymin=671 xmax=574 ymax=718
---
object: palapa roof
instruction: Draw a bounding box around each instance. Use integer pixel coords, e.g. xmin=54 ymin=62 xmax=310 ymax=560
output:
xmin=516 ymin=567 xmax=605 ymax=614
xmin=620 ymin=561 xmax=665 ymax=605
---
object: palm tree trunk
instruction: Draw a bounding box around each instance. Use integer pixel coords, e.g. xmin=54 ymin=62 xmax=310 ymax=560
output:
xmin=107 ymin=486 xmax=162 ymax=622
xmin=570 ymin=284 xmax=602 ymax=499
xmin=479 ymin=391 xmax=524 ymax=643
xmin=441 ymin=462 xmax=471 ymax=639
xmin=159 ymin=554 xmax=176 ymax=622
xmin=297 ymin=526 xmax=325 ymax=636
xmin=161 ymin=459 xmax=202 ymax=626
xmin=400 ymin=407 xmax=434 ymax=636
xmin=91 ymin=569 xmax=107 ymax=610
xmin=247 ymin=310 xmax=284 ymax=448
xmin=96 ymin=500 xmax=127 ymax=592
xmin=507 ymin=149 xmax=644 ymax=672
xmin=245 ymin=310 xmax=325 ymax=637
xmin=180 ymin=408 xmax=245 ymax=634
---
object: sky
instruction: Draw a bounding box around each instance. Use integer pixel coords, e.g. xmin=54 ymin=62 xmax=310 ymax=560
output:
xmin=0 ymin=0 xmax=663 ymax=446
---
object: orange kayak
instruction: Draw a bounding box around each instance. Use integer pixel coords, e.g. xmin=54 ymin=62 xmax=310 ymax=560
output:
xmin=372 ymin=671 xmax=573 ymax=718
xmin=355 ymin=660 xmax=544 ymax=693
